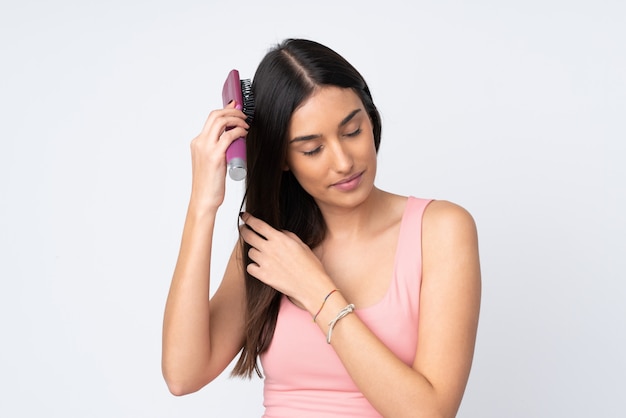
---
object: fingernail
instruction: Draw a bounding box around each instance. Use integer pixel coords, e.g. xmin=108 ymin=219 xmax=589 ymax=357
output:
xmin=239 ymin=211 xmax=244 ymax=218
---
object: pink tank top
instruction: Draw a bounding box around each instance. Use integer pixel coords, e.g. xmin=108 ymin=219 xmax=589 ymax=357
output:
xmin=260 ymin=197 xmax=431 ymax=417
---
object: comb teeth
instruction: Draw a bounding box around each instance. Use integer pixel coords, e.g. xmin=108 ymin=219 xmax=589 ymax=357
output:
xmin=240 ymin=79 xmax=255 ymax=125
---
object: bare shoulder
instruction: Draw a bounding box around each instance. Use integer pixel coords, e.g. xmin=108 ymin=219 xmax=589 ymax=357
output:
xmin=421 ymin=199 xmax=480 ymax=282
xmin=422 ymin=200 xmax=478 ymax=243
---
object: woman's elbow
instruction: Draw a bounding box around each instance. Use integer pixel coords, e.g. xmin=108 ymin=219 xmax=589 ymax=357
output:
xmin=166 ymin=382 xmax=190 ymax=397
xmin=162 ymin=366 xmax=210 ymax=396
xmin=163 ymin=374 xmax=203 ymax=396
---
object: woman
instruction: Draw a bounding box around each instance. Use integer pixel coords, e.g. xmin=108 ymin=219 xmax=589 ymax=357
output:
xmin=162 ymin=38 xmax=481 ymax=417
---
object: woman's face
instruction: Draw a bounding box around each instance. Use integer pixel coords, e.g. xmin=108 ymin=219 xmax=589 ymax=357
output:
xmin=285 ymin=86 xmax=377 ymax=212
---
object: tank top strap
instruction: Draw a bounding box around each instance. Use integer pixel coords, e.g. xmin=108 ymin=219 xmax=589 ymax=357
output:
xmin=391 ymin=196 xmax=432 ymax=314
xmin=397 ymin=197 xmax=432 ymax=259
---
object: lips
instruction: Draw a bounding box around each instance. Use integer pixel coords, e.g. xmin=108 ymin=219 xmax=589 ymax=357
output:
xmin=331 ymin=171 xmax=364 ymax=191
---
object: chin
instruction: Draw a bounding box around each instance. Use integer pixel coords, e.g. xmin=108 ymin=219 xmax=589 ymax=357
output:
xmin=318 ymin=177 xmax=376 ymax=211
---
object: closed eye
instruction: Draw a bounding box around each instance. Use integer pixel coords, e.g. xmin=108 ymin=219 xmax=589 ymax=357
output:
xmin=303 ymin=146 xmax=322 ymax=156
xmin=345 ymin=127 xmax=362 ymax=137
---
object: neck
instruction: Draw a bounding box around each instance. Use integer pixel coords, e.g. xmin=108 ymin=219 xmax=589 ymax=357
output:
xmin=317 ymin=187 xmax=388 ymax=242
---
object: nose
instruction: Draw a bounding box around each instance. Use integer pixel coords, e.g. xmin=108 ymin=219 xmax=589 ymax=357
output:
xmin=329 ymin=140 xmax=354 ymax=174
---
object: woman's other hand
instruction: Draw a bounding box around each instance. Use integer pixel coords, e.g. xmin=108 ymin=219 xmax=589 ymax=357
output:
xmin=239 ymin=212 xmax=334 ymax=313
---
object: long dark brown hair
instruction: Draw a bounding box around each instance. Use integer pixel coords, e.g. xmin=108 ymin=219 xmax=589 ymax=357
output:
xmin=231 ymin=39 xmax=382 ymax=378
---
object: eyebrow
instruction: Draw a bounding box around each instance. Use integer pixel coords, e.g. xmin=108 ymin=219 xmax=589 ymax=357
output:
xmin=289 ymin=108 xmax=363 ymax=143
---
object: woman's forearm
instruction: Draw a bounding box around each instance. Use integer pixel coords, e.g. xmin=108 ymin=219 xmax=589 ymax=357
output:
xmin=314 ymin=296 xmax=447 ymax=417
xmin=162 ymin=206 xmax=217 ymax=395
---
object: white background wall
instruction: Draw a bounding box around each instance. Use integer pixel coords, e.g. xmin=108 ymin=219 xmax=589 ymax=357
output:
xmin=1 ymin=0 xmax=623 ymax=417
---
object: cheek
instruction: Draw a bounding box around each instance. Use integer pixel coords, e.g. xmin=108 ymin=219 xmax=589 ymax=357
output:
xmin=291 ymin=162 xmax=321 ymax=184
xmin=358 ymin=135 xmax=378 ymax=160
xmin=287 ymin=159 xmax=326 ymax=191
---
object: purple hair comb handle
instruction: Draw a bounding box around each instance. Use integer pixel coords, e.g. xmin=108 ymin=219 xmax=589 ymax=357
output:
xmin=222 ymin=69 xmax=254 ymax=181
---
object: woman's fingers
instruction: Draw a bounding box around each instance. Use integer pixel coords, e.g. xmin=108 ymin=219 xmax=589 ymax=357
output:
xmin=238 ymin=213 xmax=331 ymax=303
xmin=190 ymin=107 xmax=249 ymax=169
xmin=247 ymin=246 xmax=262 ymax=265
xmin=239 ymin=222 xmax=268 ymax=253
xmin=186 ymin=105 xmax=249 ymax=210
xmin=200 ymin=103 xmax=249 ymax=136
xmin=239 ymin=213 xmax=276 ymax=241
xmin=198 ymin=113 xmax=249 ymax=147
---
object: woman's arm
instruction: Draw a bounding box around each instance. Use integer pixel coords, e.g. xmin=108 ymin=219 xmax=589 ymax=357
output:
xmin=161 ymin=104 xmax=249 ymax=395
xmin=241 ymin=200 xmax=481 ymax=417
xmin=319 ymin=200 xmax=480 ymax=417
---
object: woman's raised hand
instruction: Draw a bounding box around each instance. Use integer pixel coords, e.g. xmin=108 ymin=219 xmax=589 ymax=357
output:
xmin=189 ymin=101 xmax=249 ymax=212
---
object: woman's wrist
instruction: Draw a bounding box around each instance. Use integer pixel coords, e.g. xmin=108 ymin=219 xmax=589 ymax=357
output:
xmin=185 ymin=200 xmax=220 ymax=228
xmin=306 ymin=284 xmax=348 ymax=322
xmin=312 ymin=291 xmax=353 ymax=337
xmin=187 ymin=193 xmax=222 ymax=217
xmin=294 ymin=274 xmax=339 ymax=316
xmin=312 ymin=289 xmax=339 ymax=322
